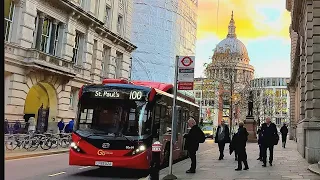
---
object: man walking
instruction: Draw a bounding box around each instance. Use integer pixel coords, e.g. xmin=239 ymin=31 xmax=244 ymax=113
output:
xmin=234 ymin=122 xmax=249 ymax=171
xmin=261 ymin=117 xmax=278 ymax=167
xmin=215 ymin=120 xmax=230 ymax=160
xmin=183 ymin=118 xmax=205 ymax=173
xmin=280 ymin=123 xmax=288 ymax=148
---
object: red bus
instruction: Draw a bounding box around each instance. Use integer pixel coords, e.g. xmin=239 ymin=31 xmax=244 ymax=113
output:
xmin=69 ymin=79 xmax=199 ymax=170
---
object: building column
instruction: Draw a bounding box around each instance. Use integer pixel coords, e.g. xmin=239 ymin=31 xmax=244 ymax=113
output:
xmin=49 ymin=20 xmax=59 ymax=54
xmin=303 ymin=0 xmax=320 ymax=163
xmin=35 ymin=13 xmax=45 ymax=50
xmin=288 ymin=86 xmax=296 ymax=140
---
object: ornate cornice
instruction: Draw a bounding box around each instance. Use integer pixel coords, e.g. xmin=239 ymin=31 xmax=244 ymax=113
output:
xmin=292 ymin=0 xmax=304 ymax=32
xmin=288 ymin=35 xmax=300 ymax=87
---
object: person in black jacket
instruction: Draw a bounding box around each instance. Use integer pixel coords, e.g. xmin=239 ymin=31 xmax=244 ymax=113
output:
xmin=184 ymin=118 xmax=203 ymax=173
xmin=280 ymin=123 xmax=288 ymax=148
xmin=215 ymin=120 xmax=231 ymax=160
xmin=232 ymin=121 xmax=249 ymax=171
xmin=257 ymin=127 xmax=263 ymax=161
xmin=261 ymin=117 xmax=278 ymax=167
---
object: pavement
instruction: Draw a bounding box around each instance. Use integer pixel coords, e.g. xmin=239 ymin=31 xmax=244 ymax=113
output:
xmin=5 ymin=139 xmax=320 ymax=180
xmin=5 ymin=147 xmax=69 ymax=160
xmin=158 ymin=140 xmax=320 ymax=180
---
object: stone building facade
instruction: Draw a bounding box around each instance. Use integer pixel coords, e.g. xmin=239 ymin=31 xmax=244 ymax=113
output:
xmin=4 ymin=0 xmax=136 ymax=132
xmin=286 ymin=0 xmax=320 ymax=164
xmin=193 ymin=78 xmax=218 ymax=127
xmin=250 ymin=77 xmax=290 ymax=129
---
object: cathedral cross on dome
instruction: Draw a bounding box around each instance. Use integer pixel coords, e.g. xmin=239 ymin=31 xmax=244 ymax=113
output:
xmin=227 ymin=11 xmax=237 ymax=38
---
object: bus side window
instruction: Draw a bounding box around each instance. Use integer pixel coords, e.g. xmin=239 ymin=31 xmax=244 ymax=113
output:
xmin=176 ymin=108 xmax=182 ymax=141
xmin=160 ymin=105 xmax=167 ymax=136
xmin=153 ymin=104 xmax=161 ymax=137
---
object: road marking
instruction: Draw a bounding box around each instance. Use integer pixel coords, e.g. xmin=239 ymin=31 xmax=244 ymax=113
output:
xmin=6 ymin=153 xmax=67 ymax=162
xmin=48 ymin=171 xmax=66 ymax=177
xmin=78 ymin=166 xmax=91 ymax=170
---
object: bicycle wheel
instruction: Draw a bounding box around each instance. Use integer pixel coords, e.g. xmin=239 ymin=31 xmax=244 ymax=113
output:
xmin=40 ymin=137 xmax=52 ymax=150
xmin=50 ymin=137 xmax=59 ymax=149
xmin=5 ymin=140 xmax=17 ymax=150
xmin=25 ymin=138 xmax=39 ymax=151
xmin=60 ymin=138 xmax=70 ymax=148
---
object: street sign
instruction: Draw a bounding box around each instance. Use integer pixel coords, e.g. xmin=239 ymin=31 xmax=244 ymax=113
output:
xmin=177 ymin=56 xmax=195 ymax=90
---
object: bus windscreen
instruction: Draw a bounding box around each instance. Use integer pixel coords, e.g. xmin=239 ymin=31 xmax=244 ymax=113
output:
xmin=77 ymin=97 xmax=152 ymax=137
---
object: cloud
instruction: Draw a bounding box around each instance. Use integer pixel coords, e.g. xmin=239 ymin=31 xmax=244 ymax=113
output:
xmin=195 ymin=0 xmax=291 ymax=78
xmin=197 ymin=0 xmax=291 ymax=39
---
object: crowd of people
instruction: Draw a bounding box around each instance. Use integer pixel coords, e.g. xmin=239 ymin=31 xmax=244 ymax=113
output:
xmin=183 ymin=117 xmax=289 ymax=173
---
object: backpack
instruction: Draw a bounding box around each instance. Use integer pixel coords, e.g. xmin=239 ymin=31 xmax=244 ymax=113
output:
xmin=199 ymin=128 xmax=206 ymax=143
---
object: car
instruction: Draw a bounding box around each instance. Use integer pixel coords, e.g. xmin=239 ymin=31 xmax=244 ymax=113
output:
xmin=202 ymin=126 xmax=214 ymax=139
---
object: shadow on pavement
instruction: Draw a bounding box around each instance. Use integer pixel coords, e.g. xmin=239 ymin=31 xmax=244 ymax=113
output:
xmin=71 ymin=167 xmax=149 ymax=179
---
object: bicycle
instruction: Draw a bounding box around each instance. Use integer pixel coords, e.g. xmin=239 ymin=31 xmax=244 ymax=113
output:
xmin=5 ymin=134 xmax=35 ymax=151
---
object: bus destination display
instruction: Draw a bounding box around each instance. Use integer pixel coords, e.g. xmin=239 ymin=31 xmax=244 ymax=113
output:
xmin=93 ymin=90 xmax=144 ymax=100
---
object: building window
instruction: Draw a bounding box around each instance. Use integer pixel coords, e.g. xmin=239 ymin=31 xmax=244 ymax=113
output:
xmin=117 ymin=15 xmax=123 ymax=35
xmin=105 ymin=6 xmax=111 ymax=28
xmin=5 ymin=0 xmax=15 ymax=42
xmin=70 ymin=92 xmax=74 ymax=108
xmin=41 ymin=18 xmax=52 ymax=53
xmin=72 ymin=32 xmax=82 ymax=64
xmin=116 ymin=53 xmax=123 ymax=78
xmin=101 ymin=46 xmax=111 ymax=78
xmin=53 ymin=24 xmax=60 ymax=55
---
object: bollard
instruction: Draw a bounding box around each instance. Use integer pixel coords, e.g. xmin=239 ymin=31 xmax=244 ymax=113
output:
xmin=149 ymin=141 xmax=162 ymax=180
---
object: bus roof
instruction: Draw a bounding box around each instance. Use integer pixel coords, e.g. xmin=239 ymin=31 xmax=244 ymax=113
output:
xmin=155 ymin=89 xmax=199 ymax=107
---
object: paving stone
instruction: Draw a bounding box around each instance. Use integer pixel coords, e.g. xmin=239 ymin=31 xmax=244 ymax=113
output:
xmin=158 ymin=140 xmax=320 ymax=180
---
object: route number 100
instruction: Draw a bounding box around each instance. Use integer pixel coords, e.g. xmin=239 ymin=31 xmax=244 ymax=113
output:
xmin=129 ymin=91 xmax=142 ymax=100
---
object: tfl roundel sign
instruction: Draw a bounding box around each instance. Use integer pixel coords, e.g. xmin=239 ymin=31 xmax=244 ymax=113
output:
xmin=178 ymin=56 xmax=195 ymax=68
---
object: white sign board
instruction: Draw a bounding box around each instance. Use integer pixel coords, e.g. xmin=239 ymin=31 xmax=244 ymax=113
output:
xmin=177 ymin=56 xmax=195 ymax=90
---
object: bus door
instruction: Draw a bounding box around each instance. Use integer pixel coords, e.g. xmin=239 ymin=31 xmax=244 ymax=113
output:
xmin=181 ymin=109 xmax=189 ymax=155
xmin=172 ymin=106 xmax=182 ymax=155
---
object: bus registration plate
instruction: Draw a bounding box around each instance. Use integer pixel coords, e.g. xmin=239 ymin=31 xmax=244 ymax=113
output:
xmin=95 ymin=161 xmax=113 ymax=166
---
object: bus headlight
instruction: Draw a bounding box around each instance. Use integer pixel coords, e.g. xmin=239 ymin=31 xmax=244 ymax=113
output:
xmin=70 ymin=142 xmax=82 ymax=153
xmin=127 ymin=145 xmax=146 ymax=156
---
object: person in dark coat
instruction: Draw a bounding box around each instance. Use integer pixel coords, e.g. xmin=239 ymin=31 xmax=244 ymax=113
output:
xmin=261 ymin=117 xmax=278 ymax=167
xmin=215 ymin=120 xmax=231 ymax=160
xmin=280 ymin=123 xmax=288 ymax=148
xmin=231 ymin=121 xmax=249 ymax=171
xmin=183 ymin=118 xmax=203 ymax=173
xmin=257 ymin=127 xmax=263 ymax=161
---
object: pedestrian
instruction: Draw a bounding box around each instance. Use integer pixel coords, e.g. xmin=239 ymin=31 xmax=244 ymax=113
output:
xmin=57 ymin=119 xmax=65 ymax=133
xmin=231 ymin=121 xmax=249 ymax=171
xmin=65 ymin=119 xmax=74 ymax=133
xmin=257 ymin=126 xmax=263 ymax=161
xmin=215 ymin=120 xmax=231 ymax=160
xmin=261 ymin=117 xmax=279 ymax=167
xmin=280 ymin=123 xmax=288 ymax=148
xmin=183 ymin=118 xmax=205 ymax=173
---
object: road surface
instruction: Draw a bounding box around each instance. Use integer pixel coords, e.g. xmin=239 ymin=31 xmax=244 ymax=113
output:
xmin=5 ymin=139 xmax=214 ymax=180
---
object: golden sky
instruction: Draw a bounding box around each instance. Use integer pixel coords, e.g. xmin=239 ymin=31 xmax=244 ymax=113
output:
xmin=197 ymin=0 xmax=291 ymax=39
